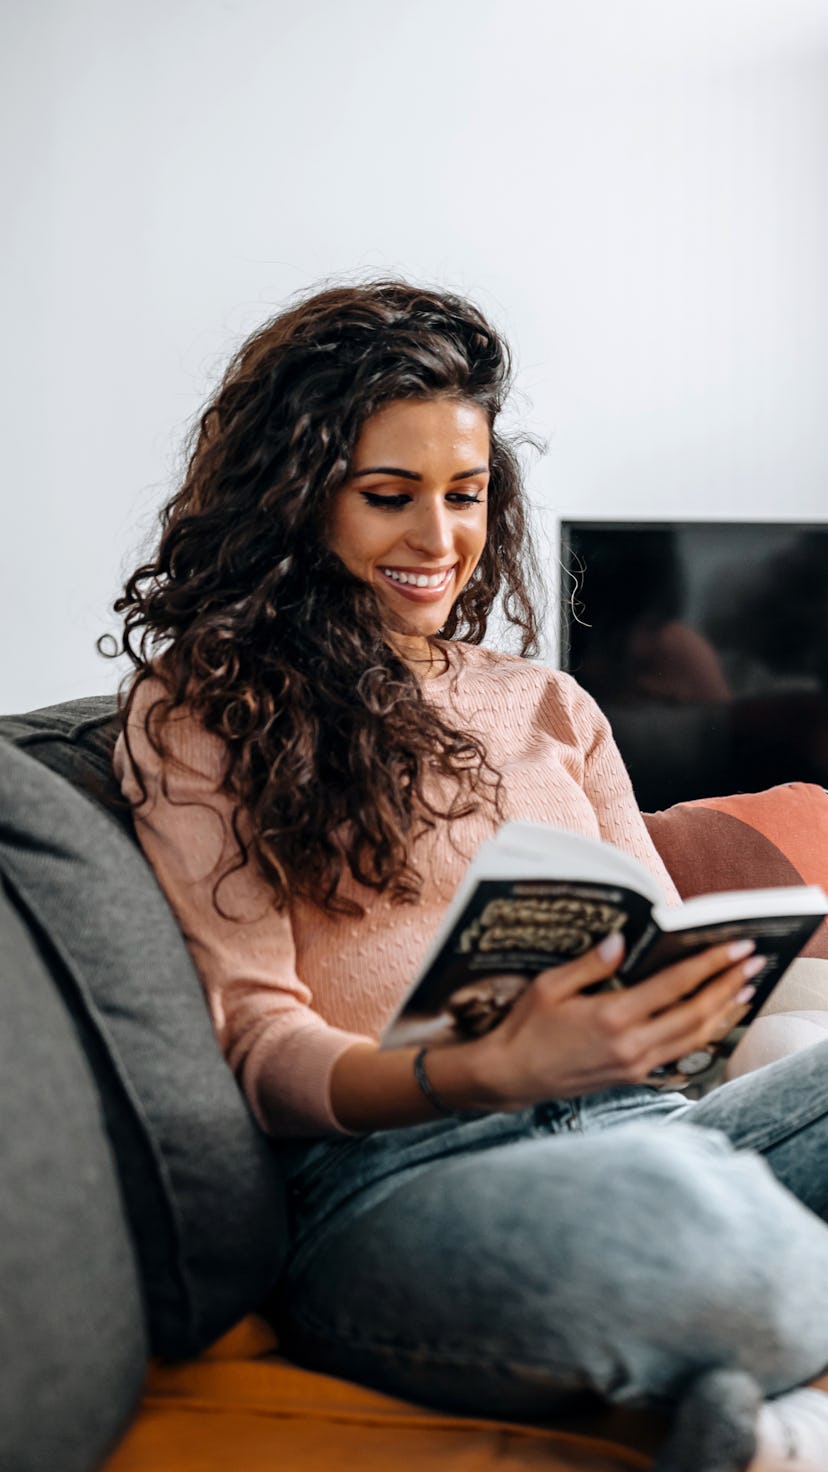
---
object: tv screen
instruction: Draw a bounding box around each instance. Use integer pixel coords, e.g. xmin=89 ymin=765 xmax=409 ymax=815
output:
xmin=559 ymin=521 xmax=828 ymax=811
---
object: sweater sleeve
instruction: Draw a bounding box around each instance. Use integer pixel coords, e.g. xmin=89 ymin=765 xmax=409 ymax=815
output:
xmin=113 ymin=681 xmax=372 ymax=1137
xmin=568 ymin=677 xmax=681 ymax=905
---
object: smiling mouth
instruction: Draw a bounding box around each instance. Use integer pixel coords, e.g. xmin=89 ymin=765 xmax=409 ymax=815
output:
xmin=378 ymin=566 xmax=455 ymax=590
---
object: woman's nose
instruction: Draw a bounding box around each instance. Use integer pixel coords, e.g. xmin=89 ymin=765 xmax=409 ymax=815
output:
xmin=407 ymin=501 xmax=453 ymax=557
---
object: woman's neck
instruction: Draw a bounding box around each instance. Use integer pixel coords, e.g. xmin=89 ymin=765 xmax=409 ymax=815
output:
xmin=390 ymin=635 xmax=450 ymax=680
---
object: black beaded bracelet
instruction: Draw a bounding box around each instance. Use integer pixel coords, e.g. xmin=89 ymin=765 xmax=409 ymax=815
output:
xmin=413 ymin=1046 xmax=457 ymax=1117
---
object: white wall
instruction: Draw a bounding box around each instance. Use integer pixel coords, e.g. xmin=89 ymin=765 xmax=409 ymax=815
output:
xmin=3 ymin=0 xmax=828 ymax=707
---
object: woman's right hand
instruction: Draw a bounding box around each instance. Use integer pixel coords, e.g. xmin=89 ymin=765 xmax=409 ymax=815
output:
xmin=453 ymin=932 xmax=764 ymax=1112
xmin=330 ymin=935 xmax=764 ymax=1131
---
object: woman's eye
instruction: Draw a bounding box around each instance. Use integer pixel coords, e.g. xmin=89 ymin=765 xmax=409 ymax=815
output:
xmin=361 ymin=492 xmax=410 ymax=510
xmin=359 ymin=489 xmax=485 ymax=510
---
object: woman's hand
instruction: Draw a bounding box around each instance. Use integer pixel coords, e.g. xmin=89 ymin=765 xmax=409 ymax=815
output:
xmin=330 ymin=935 xmax=763 ymax=1131
xmin=453 ymin=933 xmax=764 ymax=1112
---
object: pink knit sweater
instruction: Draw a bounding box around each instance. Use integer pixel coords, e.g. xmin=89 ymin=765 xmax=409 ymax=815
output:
xmin=114 ymin=644 xmax=679 ymax=1136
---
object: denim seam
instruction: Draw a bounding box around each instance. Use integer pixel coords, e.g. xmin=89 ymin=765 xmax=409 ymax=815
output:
xmin=720 ymin=1099 xmax=828 ymax=1158
xmin=287 ymin=1302 xmax=589 ymax=1386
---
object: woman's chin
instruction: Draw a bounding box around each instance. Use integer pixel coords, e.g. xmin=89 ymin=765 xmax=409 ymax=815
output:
xmin=379 ymin=601 xmax=449 ymax=644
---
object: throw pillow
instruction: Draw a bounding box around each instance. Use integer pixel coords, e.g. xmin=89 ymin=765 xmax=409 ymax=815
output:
xmin=644 ymin=782 xmax=828 ymax=1016
xmin=0 ymin=732 xmax=288 ymax=1359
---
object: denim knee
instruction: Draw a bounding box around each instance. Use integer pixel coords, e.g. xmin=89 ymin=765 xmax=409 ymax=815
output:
xmin=282 ymin=1118 xmax=828 ymax=1412
xmin=540 ymin=1121 xmax=828 ymax=1402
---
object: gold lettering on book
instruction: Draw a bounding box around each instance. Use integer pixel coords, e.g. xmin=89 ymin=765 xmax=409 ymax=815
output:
xmin=458 ymin=895 xmax=627 ymax=957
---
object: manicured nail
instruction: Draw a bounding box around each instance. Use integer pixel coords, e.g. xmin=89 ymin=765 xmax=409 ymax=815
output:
xmin=736 ymin=984 xmax=757 ymax=1005
xmin=727 ymin=939 xmax=756 ymax=961
xmin=598 ymin=931 xmax=624 ymax=962
xmin=741 ymin=954 xmax=767 ymax=981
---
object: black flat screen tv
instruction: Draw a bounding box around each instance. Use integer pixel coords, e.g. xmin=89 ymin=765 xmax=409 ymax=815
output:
xmin=559 ymin=521 xmax=828 ymax=811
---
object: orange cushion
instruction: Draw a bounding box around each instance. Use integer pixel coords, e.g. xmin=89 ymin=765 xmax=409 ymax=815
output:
xmin=644 ymin=782 xmax=828 ymax=959
xmin=102 ymin=1316 xmax=658 ymax=1472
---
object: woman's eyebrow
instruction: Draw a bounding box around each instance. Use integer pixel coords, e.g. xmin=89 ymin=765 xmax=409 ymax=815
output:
xmin=351 ymin=465 xmax=489 ymax=481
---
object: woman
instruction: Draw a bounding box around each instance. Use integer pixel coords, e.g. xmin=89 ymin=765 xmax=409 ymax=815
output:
xmin=112 ymin=281 xmax=828 ymax=1471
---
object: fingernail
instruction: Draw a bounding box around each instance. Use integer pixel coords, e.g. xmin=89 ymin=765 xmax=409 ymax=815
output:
xmin=598 ymin=931 xmax=624 ymax=962
xmin=742 ymin=955 xmax=767 ymax=980
xmin=727 ymin=939 xmax=756 ymax=961
xmin=736 ymin=984 xmax=757 ymax=1005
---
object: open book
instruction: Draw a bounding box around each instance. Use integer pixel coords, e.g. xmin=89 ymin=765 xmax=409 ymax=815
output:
xmin=381 ymin=821 xmax=828 ymax=1079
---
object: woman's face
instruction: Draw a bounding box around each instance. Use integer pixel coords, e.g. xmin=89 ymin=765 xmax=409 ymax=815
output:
xmin=327 ymin=397 xmax=490 ymax=654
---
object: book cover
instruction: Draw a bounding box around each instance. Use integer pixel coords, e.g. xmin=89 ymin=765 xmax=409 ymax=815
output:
xmin=381 ymin=825 xmax=828 ymax=1074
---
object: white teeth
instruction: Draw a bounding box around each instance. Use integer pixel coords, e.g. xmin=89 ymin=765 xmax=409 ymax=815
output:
xmin=381 ymin=568 xmax=451 ymax=588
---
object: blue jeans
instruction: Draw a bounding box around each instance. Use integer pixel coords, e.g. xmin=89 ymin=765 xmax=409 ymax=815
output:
xmin=276 ymin=1041 xmax=828 ymax=1417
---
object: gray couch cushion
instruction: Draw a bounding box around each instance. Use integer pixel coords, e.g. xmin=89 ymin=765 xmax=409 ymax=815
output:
xmin=0 ymin=694 xmax=131 ymax=835
xmin=0 ymin=729 xmax=288 ymax=1359
xmin=0 ymin=877 xmax=146 ymax=1472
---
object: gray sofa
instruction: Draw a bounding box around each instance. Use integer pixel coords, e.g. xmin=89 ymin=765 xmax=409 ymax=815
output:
xmin=0 ymin=697 xmax=289 ymax=1472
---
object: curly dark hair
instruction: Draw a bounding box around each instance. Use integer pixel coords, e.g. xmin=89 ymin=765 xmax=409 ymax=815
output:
xmin=111 ymin=280 xmax=542 ymax=914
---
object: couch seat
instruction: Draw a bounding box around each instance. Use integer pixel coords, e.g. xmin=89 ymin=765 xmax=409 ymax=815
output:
xmin=102 ymin=1315 xmax=662 ymax=1472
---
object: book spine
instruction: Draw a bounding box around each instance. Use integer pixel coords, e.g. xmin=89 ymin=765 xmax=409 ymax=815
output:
xmin=621 ymin=917 xmax=660 ymax=975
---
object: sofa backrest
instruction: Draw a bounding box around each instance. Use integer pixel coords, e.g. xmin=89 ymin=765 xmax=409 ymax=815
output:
xmin=0 ymin=693 xmax=127 ymax=815
xmin=0 ymin=697 xmax=289 ymax=1360
xmin=0 ymin=875 xmax=147 ymax=1472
